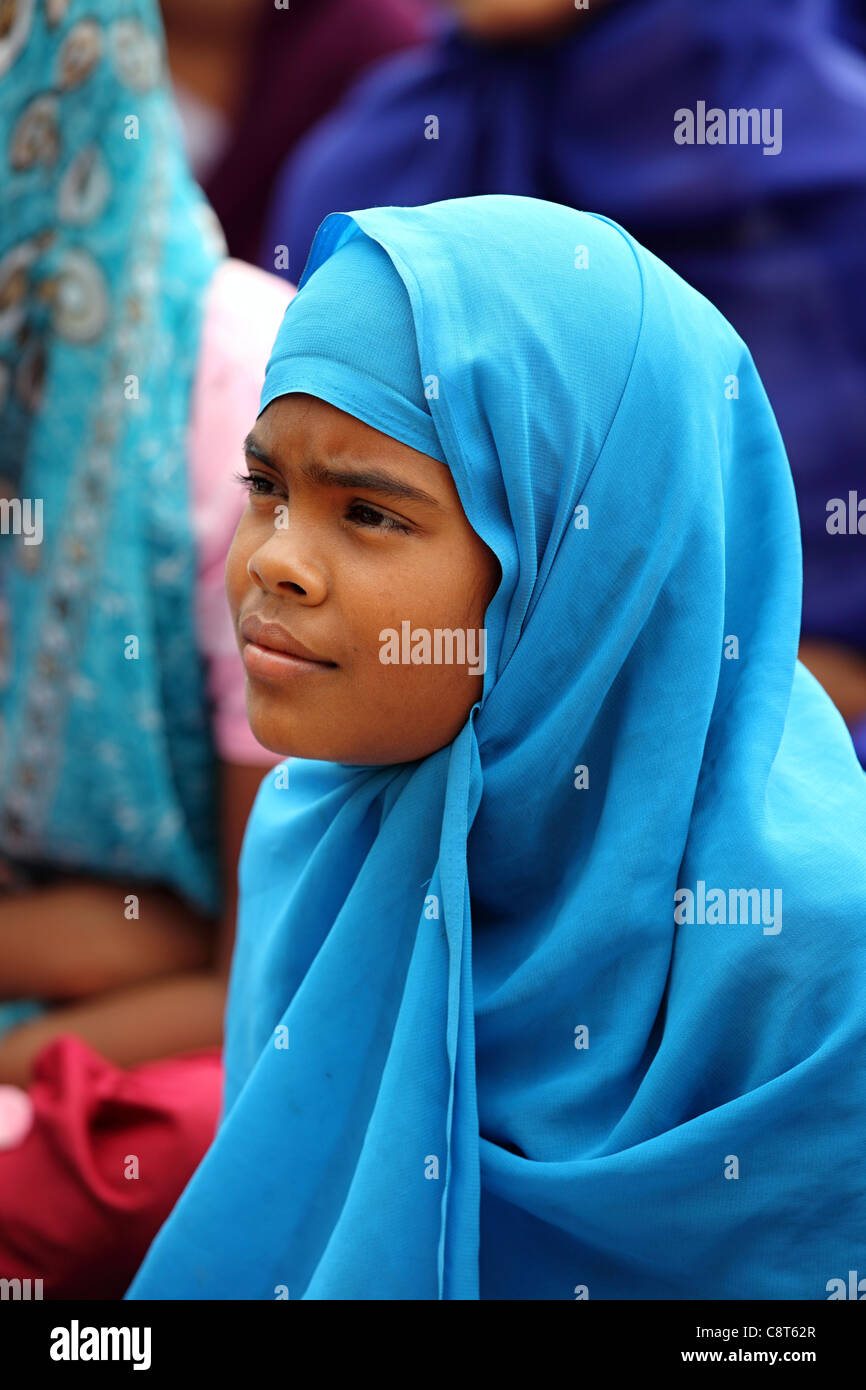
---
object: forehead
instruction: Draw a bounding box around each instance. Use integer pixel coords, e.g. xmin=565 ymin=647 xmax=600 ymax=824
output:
xmin=255 ymin=393 xmax=351 ymax=442
xmin=251 ymin=394 xmax=457 ymax=501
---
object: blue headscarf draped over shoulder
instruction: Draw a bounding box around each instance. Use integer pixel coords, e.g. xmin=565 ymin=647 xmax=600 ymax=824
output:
xmin=0 ymin=0 xmax=224 ymax=937
xmin=128 ymin=196 xmax=866 ymax=1300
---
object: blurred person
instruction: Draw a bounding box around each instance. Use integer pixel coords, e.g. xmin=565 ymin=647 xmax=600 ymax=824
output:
xmin=0 ymin=0 xmax=290 ymax=1294
xmin=262 ymin=0 xmax=866 ymax=756
xmin=160 ymin=0 xmax=432 ymax=264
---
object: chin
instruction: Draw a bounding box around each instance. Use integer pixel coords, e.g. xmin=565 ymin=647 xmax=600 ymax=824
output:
xmin=243 ymin=698 xmax=300 ymax=759
xmin=245 ymin=706 xmax=347 ymax=763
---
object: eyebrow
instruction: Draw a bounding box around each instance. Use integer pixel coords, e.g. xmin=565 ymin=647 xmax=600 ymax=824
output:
xmin=243 ymin=432 xmax=443 ymax=510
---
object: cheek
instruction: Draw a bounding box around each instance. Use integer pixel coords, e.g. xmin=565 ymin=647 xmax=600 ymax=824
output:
xmin=224 ymin=513 xmax=257 ymax=613
xmin=388 ymin=536 xmax=494 ymax=625
xmin=344 ymin=576 xmax=450 ymax=666
xmin=346 ymin=547 xmax=491 ymax=703
xmin=418 ymin=541 xmax=498 ymax=633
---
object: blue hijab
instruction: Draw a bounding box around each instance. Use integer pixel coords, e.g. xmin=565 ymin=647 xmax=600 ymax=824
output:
xmin=265 ymin=0 xmax=866 ymax=664
xmin=0 ymin=0 xmax=223 ymax=925
xmin=128 ymin=195 xmax=866 ymax=1300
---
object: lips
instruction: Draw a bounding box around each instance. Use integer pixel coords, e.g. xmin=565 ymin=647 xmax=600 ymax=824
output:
xmin=240 ymin=614 xmax=337 ymax=666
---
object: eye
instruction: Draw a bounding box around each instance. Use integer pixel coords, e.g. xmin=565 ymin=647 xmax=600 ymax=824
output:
xmin=234 ymin=469 xmax=280 ymax=497
xmin=346 ymin=501 xmax=412 ymax=535
xmin=234 ymin=473 xmax=413 ymax=534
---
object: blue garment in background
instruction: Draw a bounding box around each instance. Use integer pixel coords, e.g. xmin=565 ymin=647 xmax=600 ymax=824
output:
xmin=128 ymin=196 xmax=866 ymax=1299
xmin=264 ymin=0 xmax=866 ymax=656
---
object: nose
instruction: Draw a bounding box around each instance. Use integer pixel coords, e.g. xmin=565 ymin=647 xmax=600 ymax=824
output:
xmin=246 ymin=525 xmax=328 ymax=603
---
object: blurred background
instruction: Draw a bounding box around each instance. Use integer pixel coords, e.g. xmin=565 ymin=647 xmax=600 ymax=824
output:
xmin=0 ymin=0 xmax=864 ymax=1298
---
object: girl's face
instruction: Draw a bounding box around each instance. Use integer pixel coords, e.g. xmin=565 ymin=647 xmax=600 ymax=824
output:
xmin=226 ymin=393 xmax=501 ymax=765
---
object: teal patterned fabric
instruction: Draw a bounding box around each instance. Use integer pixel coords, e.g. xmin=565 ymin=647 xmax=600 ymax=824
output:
xmin=0 ymin=0 xmax=226 ymax=1031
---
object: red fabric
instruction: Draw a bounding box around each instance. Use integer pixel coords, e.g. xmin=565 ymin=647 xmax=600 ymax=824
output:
xmin=0 ymin=1035 xmax=222 ymax=1298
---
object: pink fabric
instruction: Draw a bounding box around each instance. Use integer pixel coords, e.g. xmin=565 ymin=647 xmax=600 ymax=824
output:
xmin=0 ymin=1085 xmax=34 ymax=1149
xmin=188 ymin=258 xmax=294 ymax=767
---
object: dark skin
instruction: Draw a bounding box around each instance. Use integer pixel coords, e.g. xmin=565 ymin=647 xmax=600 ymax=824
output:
xmin=159 ymin=0 xmax=259 ymax=122
xmin=447 ymin=0 xmax=614 ymax=41
xmin=226 ymin=393 xmax=502 ymax=765
xmin=0 ymin=760 xmax=267 ymax=1087
xmin=796 ymin=639 xmax=866 ymax=727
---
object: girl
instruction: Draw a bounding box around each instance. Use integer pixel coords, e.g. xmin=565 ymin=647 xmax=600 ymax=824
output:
xmin=128 ymin=196 xmax=866 ymax=1299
